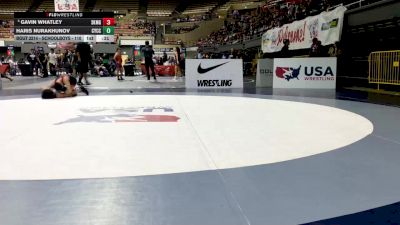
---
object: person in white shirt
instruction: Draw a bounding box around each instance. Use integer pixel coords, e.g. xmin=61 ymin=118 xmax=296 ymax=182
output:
xmin=197 ymin=50 xmax=203 ymax=59
xmin=48 ymin=49 xmax=58 ymax=76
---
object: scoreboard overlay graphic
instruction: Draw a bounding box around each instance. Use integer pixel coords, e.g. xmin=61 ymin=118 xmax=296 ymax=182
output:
xmin=14 ymin=12 xmax=115 ymax=43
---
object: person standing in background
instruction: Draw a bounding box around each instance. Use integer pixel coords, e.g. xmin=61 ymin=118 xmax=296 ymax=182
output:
xmin=329 ymin=41 xmax=343 ymax=76
xmin=174 ymin=47 xmax=182 ymax=80
xmin=38 ymin=50 xmax=48 ymax=77
xmin=48 ymin=49 xmax=58 ymax=76
xmin=71 ymin=50 xmax=77 ymax=77
xmin=76 ymin=42 xmax=91 ymax=85
xmin=309 ymin=38 xmax=321 ymax=57
xmin=114 ymin=48 xmax=124 ymax=81
xmin=141 ymin=41 xmax=156 ymax=81
xmin=27 ymin=49 xmax=42 ymax=77
xmin=280 ymin=39 xmax=291 ymax=58
xmin=56 ymin=49 xmax=63 ymax=76
xmin=162 ymin=51 xmax=168 ymax=63
xmin=0 ymin=55 xmax=13 ymax=81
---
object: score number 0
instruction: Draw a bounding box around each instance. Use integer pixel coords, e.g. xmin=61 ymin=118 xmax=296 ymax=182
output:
xmin=103 ymin=26 xmax=114 ymax=34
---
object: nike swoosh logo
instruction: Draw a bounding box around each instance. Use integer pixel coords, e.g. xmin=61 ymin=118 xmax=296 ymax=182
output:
xmin=197 ymin=62 xmax=229 ymax=74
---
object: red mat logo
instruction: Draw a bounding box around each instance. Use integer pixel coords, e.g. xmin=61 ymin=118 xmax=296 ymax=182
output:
xmin=115 ymin=115 xmax=180 ymax=123
xmin=55 ymin=107 xmax=180 ymax=125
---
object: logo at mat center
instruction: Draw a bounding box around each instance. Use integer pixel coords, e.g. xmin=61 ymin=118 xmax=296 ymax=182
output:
xmin=55 ymin=106 xmax=180 ymax=125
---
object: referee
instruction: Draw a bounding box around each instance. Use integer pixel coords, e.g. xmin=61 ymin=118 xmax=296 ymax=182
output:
xmin=76 ymin=42 xmax=91 ymax=85
xmin=141 ymin=41 xmax=156 ymax=81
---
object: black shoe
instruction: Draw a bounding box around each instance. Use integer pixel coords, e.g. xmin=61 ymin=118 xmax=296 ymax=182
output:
xmin=79 ymin=85 xmax=89 ymax=95
xmin=77 ymin=81 xmax=83 ymax=85
xmin=85 ymin=82 xmax=91 ymax=85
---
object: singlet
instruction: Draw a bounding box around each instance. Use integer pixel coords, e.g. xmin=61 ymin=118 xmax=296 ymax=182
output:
xmin=55 ymin=75 xmax=76 ymax=88
xmin=115 ymin=54 xmax=122 ymax=64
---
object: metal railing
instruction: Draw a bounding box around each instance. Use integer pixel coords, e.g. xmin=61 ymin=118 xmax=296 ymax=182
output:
xmin=368 ymin=50 xmax=400 ymax=90
xmin=329 ymin=0 xmax=386 ymax=11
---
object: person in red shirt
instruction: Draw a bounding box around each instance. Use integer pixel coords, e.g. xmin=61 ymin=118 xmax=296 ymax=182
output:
xmin=0 ymin=57 xmax=13 ymax=81
xmin=114 ymin=48 xmax=124 ymax=81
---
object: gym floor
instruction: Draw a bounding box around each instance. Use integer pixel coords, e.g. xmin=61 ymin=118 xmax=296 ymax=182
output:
xmin=0 ymin=76 xmax=399 ymax=225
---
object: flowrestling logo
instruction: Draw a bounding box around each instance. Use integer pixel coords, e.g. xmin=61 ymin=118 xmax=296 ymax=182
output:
xmin=275 ymin=65 xmax=335 ymax=81
xmin=55 ymin=107 xmax=180 ymax=125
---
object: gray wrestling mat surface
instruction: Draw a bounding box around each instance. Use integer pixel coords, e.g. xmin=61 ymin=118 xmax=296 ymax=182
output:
xmin=0 ymin=76 xmax=399 ymax=225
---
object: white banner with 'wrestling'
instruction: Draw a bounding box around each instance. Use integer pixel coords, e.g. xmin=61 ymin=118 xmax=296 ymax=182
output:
xmin=186 ymin=59 xmax=243 ymax=89
xmin=262 ymin=6 xmax=346 ymax=53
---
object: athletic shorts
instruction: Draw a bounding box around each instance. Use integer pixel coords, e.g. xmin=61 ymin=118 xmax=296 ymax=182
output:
xmin=76 ymin=61 xmax=89 ymax=73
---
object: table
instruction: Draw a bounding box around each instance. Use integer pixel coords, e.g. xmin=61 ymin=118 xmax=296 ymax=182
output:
xmin=18 ymin=64 xmax=32 ymax=76
xmin=141 ymin=64 xmax=175 ymax=76
xmin=124 ymin=64 xmax=135 ymax=76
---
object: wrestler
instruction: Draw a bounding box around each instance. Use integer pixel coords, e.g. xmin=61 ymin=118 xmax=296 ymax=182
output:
xmin=41 ymin=74 xmax=89 ymax=99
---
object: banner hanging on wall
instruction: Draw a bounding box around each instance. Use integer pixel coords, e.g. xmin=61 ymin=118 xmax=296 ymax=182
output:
xmin=54 ymin=0 xmax=79 ymax=12
xmin=262 ymin=6 xmax=346 ymax=53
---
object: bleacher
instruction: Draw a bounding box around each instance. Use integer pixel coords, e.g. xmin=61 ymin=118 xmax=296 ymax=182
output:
xmin=217 ymin=0 xmax=263 ymax=13
xmin=0 ymin=0 xmax=32 ymax=14
xmin=94 ymin=0 xmax=139 ymax=13
xmin=147 ymin=0 xmax=178 ymax=17
xmin=0 ymin=20 xmax=13 ymax=39
xmin=115 ymin=26 xmax=153 ymax=37
xmin=182 ymin=0 xmax=219 ymax=15
xmin=115 ymin=14 xmax=155 ymax=37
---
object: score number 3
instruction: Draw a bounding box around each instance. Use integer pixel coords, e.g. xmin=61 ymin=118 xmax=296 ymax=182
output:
xmin=102 ymin=18 xmax=115 ymax=26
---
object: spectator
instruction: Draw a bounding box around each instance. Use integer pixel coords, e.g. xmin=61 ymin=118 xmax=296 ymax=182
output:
xmin=197 ymin=50 xmax=203 ymax=59
xmin=196 ymin=0 xmax=330 ymax=48
xmin=174 ymin=47 xmax=183 ymax=80
xmin=280 ymin=39 xmax=291 ymax=58
xmin=317 ymin=40 xmax=324 ymax=56
xmin=162 ymin=51 xmax=168 ymax=63
xmin=328 ymin=42 xmax=341 ymax=57
xmin=48 ymin=49 xmax=57 ymax=76
xmin=309 ymin=38 xmax=321 ymax=57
